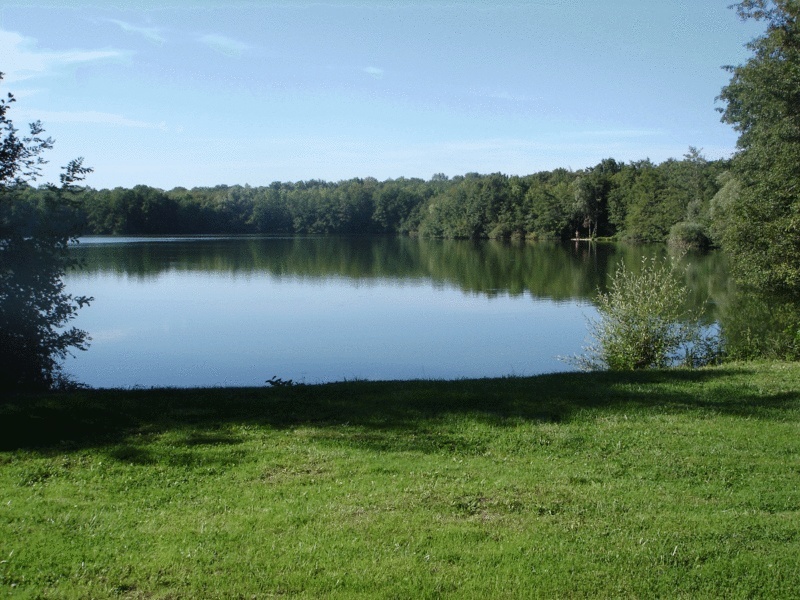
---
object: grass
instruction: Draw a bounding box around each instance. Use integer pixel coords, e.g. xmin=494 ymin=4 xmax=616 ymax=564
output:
xmin=1 ymin=362 xmax=800 ymax=598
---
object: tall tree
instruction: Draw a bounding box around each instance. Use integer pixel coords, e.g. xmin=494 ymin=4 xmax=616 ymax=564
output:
xmin=0 ymin=73 xmax=93 ymax=390
xmin=570 ymin=158 xmax=620 ymax=239
xmin=717 ymin=0 xmax=800 ymax=290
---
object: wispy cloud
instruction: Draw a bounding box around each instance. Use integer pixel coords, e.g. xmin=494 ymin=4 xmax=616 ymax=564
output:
xmin=103 ymin=18 xmax=165 ymax=45
xmin=17 ymin=109 xmax=168 ymax=131
xmin=199 ymin=34 xmax=249 ymax=58
xmin=363 ymin=66 xmax=384 ymax=79
xmin=572 ymin=129 xmax=665 ymax=138
xmin=402 ymin=136 xmax=651 ymax=164
xmin=0 ymin=30 xmax=124 ymax=83
xmin=431 ymin=138 xmax=546 ymax=154
xmin=489 ymin=91 xmax=531 ymax=102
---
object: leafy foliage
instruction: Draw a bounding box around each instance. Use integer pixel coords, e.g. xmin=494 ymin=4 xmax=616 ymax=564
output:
xmin=716 ymin=0 xmax=800 ymax=291
xmin=668 ymin=220 xmax=711 ymax=252
xmin=574 ymin=258 xmax=720 ymax=370
xmin=0 ymin=73 xmax=92 ymax=390
xmin=11 ymin=153 xmax=728 ymax=243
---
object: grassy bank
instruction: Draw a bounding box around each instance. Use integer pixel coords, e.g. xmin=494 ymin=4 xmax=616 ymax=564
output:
xmin=2 ymin=362 xmax=799 ymax=598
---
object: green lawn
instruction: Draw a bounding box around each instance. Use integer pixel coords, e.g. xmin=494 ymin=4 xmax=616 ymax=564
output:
xmin=2 ymin=362 xmax=799 ymax=598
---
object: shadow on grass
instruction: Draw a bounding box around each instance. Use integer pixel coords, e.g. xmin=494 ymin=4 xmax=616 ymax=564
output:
xmin=1 ymin=365 xmax=798 ymax=453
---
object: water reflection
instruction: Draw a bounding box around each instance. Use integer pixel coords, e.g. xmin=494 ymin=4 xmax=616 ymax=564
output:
xmin=73 ymin=236 xmax=721 ymax=303
xmin=63 ymin=236 xmax=797 ymax=388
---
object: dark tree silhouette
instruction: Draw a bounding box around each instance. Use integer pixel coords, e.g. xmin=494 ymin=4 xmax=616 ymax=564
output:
xmin=0 ymin=72 xmax=93 ymax=391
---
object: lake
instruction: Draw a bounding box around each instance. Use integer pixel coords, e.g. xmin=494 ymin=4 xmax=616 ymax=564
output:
xmin=63 ymin=236 xmax=731 ymax=388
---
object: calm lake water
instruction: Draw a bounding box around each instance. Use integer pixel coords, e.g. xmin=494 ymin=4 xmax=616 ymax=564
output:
xmin=62 ymin=236 xmax=731 ymax=388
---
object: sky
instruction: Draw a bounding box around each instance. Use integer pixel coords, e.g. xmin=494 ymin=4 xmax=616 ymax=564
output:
xmin=1 ymin=0 xmax=763 ymax=190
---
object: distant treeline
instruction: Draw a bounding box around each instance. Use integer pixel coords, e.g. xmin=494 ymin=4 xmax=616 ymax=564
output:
xmin=12 ymin=149 xmax=729 ymax=246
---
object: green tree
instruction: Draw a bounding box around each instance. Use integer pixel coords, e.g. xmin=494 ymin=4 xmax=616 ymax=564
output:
xmin=250 ymin=182 xmax=292 ymax=233
xmin=526 ymin=181 xmax=570 ymax=238
xmin=570 ymin=158 xmax=620 ymax=239
xmin=621 ymin=162 xmax=673 ymax=242
xmin=0 ymin=73 xmax=93 ymax=390
xmin=717 ymin=0 xmax=800 ymax=291
xmin=372 ymin=178 xmax=428 ymax=233
xmin=665 ymin=149 xmax=726 ymax=251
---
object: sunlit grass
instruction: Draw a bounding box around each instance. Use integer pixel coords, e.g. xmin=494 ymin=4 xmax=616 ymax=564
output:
xmin=2 ymin=362 xmax=799 ymax=598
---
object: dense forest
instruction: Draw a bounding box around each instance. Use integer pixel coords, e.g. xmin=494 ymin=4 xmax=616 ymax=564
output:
xmin=8 ymin=148 xmax=728 ymax=250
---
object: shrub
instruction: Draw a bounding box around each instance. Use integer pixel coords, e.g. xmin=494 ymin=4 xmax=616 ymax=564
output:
xmin=572 ymin=258 xmax=721 ymax=370
xmin=667 ymin=221 xmax=711 ymax=252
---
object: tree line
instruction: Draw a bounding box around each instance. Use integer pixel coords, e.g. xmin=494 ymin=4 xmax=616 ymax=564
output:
xmin=9 ymin=149 xmax=729 ymax=249
xmin=4 ymin=0 xmax=800 ymax=390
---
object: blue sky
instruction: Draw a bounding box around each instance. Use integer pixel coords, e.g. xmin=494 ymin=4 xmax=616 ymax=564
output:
xmin=1 ymin=1 xmax=761 ymax=190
